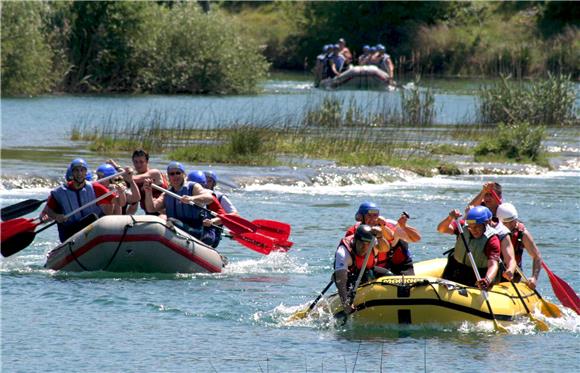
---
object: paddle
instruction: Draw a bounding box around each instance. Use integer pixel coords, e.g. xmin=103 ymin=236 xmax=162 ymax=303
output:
xmin=1 ymin=198 xmax=47 ymax=221
xmin=489 ymin=189 xmax=579 ymax=315
xmin=456 ymin=219 xmax=508 ymax=333
xmin=0 ymin=171 xmax=126 ymax=222
xmin=152 ymin=184 xmax=292 ymax=244
xmin=1 ymin=190 xmax=115 ymax=257
xmin=541 ymin=262 xmax=580 ymax=315
xmin=222 ymin=215 xmax=292 ymax=244
xmin=210 ymin=223 xmax=279 ymax=255
xmin=514 ymin=266 xmax=563 ymax=318
xmin=252 ymin=219 xmax=291 ymax=241
xmin=288 ymin=278 xmax=334 ymax=321
xmin=500 ymin=261 xmax=549 ymax=331
xmin=151 ymin=184 xmax=290 ymax=254
xmin=343 ymin=236 xmax=377 ymax=316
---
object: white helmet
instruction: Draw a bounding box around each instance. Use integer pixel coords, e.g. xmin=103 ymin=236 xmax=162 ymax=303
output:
xmin=497 ymin=203 xmax=519 ymax=223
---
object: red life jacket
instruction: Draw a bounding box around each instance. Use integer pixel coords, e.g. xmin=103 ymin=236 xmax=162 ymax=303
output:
xmin=347 ymin=221 xmax=410 ymax=267
xmin=510 ymin=222 xmax=526 ymax=268
xmin=339 ymin=236 xmax=376 ymax=272
xmin=375 ymin=221 xmax=410 ymax=266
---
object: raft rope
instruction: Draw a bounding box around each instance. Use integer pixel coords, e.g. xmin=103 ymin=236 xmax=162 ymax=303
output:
xmin=64 ymin=216 xmax=201 ymax=271
xmin=102 ymin=215 xmax=135 ymax=271
xmin=67 ymin=241 xmax=89 ymax=271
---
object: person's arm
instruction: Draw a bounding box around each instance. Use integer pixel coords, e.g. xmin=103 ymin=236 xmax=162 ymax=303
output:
xmin=468 ymin=182 xmax=497 ymax=209
xmin=143 ymin=178 xmax=164 ymax=212
xmin=44 ymin=196 xmax=67 ymax=223
xmin=479 ymin=236 xmax=500 ymax=289
xmin=180 ymin=183 xmax=213 ymax=206
xmin=123 ymin=168 xmax=141 ymax=205
xmin=112 ymin=184 xmax=127 ymax=215
xmin=133 ymin=169 xmax=164 ymax=186
xmin=387 ymin=57 xmax=395 ymax=79
xmin=500 ymin=236 xmax=516 ymax=281
xmin=522 ymin=230 xmax=542 ymax=289
xmin=330 ymin=60 xmax=340 ymax=76
xmin=219 ymin=195 xmax=238 ymax=215
xmin=483 ymin=260 xmax=499 ymax=289
xmin=437 ymin=209 xmax=461 ymax=234
xmin=334 ymin=245 xmax=354 ymax=313
xmin=395 ymin=213 xmax=421 ymax=242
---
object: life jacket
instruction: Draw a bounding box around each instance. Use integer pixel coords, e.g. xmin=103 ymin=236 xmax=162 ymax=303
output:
xmin=335 ymin=236 xmax=376 ymax=287
xmin=164 ymin=182 xmax=205 ymax=230
xmin=375 ymin=221 xmax=409 ymax=265
xmin=510 ymin=222 xmax=526 ymax=268
xmin=378 ymin=54 xmax=391 ymax=74
xmin=51 ymin=183 xmax=103 ymax=242
xmin=453 ymin=224 xmax=498 ymax=271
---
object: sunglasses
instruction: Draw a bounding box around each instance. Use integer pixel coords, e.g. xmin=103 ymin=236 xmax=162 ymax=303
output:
xmin=168 ymin=172 xmax=182 ymax=176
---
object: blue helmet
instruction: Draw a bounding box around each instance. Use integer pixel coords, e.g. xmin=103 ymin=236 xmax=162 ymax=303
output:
xmin=363 ymin=45 xmax=370 ymax=51
xmin=69 ymin=158 xmax=88 ymax=171
xmin=187 ymin=170 xmax=207 ymax=186
xmin=370 ymin=46 xmax=377 ymax=53
xmin=323 ymin=45 xmax=330 ymax=53
xmin=204 ymin=171 xmax=217 ymax=182
xmin=355 ymin=202 xmax=380 ymax=221
xmin=466 ymin=206 xmax=492 ymax=225
xmin=377 ymin=44 xmax=385 ymax=52
xmin=166 ymin=161 xmax=185 ymax=174
xmin=96 ymin=164 xmax=116 ymax=178
xmin=66 ymin=167 xmax=92 ymax=181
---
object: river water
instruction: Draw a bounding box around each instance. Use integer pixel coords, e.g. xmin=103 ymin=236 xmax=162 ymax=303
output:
xmin=1 ymin=76 xmax=579 ymax=372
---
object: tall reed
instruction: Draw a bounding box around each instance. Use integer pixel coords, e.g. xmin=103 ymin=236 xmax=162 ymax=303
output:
xmin=477 ymin=74 xmax=577 ymax=126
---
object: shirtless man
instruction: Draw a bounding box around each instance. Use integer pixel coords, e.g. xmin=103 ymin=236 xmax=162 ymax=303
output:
xmin=108 ymin=149 xmax=167 ymax=215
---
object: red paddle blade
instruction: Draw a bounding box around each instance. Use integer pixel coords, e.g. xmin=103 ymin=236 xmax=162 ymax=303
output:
xmin=542 ymin=262 xmax=580 ymax=315
xmin=273 ymin=239 xmax=293 ymax=252
xmin=1 ymin=218 xmax=39 ymax=243
xmin=252 ymin=219 xmax=291 ymax=241
xmin=1 ymin=231 xmax=37 ymax=257
xmin=220 ymin=214 xmax=257 ymax=235
xmin=232 ymin=232 xmax=276 ymax=255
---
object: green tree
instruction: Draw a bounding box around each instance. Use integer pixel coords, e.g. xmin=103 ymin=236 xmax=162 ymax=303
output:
xmin=1 ymin=2 xmax=56 ymax=96
xmin=135 ymin=2 xmax=269 ymax=94
xmin=65 ymin=1 xmax=156 ymax=92
xmin=299 ymin=2 xmax=455 ymax=65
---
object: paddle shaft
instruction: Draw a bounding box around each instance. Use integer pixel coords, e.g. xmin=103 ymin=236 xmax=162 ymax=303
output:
xmin=0 ymin=171 xmax=126 ymax=222
xmin=456 ymin=219 xmax=505 ymax=331
xmin=152 ymin=184 xmax=257 ymax=234
xmin=307 ymin=279 xmax=334 ymax=313
xmin=37 ymin=189 xmax=115 ymax=228
xmin=350 ymin=236 xmax=377 ymax=301
xmin=152 ymin=183 xmax=219 ymax=217
xmin=1 ymin=190 xmax=115 ymax=258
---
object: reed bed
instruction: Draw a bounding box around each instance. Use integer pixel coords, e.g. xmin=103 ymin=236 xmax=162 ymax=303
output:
xmin=71 ymin=77 xmax=575 ymax=169
xmin=477 ymin=74 xmax=577 ymax=126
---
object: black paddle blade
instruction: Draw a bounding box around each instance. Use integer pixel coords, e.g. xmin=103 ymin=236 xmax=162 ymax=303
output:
xmin=1 ymin=231 xmax=37 ymax=257
xmin=1 ymin=199 xmax=46 ymax=221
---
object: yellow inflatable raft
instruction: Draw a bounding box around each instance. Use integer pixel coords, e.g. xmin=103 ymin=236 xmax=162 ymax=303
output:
xmin=324 ymin=258 xmax=543 ymax=325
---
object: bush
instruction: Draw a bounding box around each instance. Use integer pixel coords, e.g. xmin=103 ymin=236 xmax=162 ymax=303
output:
xmin=1 ymin=2 xmax=56 ymax=96
xmin=134 ymin=3 xmax=269 ymax=94
xmin=474 ymin=122 xmax=546 ymax=161
xmin=477 ymin=74 xmax=577 ymax=126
